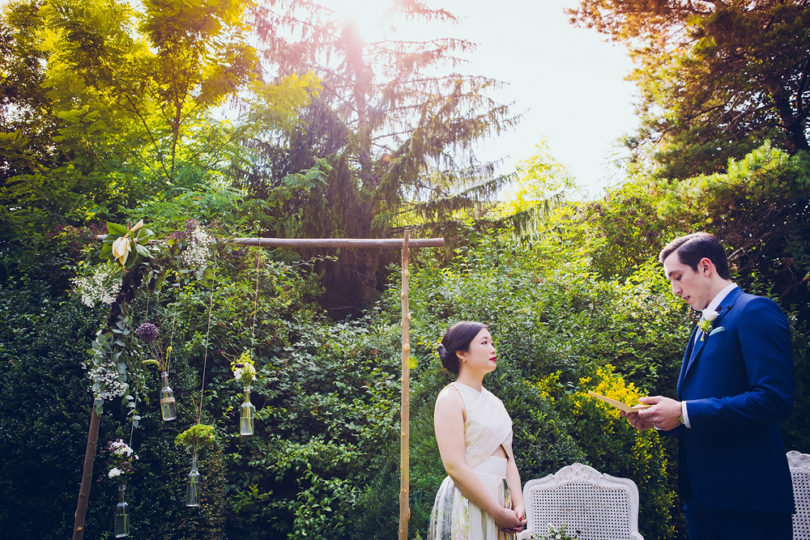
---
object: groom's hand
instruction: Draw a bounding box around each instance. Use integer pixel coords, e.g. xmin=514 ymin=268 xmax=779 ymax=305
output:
xmin=621 ymin=407 xmax=656 ymax=431
xmin=636 ymin=396 xmax=682 ymax=431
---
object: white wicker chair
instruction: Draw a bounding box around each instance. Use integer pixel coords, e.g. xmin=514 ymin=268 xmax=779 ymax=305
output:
xmin=517 ymin=463 xmax=643 ymax=540
xmin=789 ymin=450 xmax=810 ymax=540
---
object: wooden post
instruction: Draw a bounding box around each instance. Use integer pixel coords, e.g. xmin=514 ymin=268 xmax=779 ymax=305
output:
xmin=72 ymin=403 xmax=101 ymax=540
xmin=72 ymin=266 xmax=143 ymax=540
xmin=398 ymin=230 xmax=411 ymax=540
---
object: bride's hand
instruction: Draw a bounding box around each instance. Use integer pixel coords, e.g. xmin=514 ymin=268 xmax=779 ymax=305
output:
xmin=503 ymin=504 xmax=526 ymax=532
xmin=494 ymin=507 xmax=527 ymax=531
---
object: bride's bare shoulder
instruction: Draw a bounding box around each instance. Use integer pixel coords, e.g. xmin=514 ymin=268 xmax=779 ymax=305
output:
xmin=435 ymin=384 xmax=464 ymax=409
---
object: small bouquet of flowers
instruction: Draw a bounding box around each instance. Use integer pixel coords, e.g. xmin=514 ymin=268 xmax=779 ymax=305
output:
xmin=231 ymin=351 xmax=257 ymax=436
xmin=135 ymin=322 xmax=177 ymax=421
xmin=530 ymin=524 xmax=580 ymax=539
xmin=135 ymin=322 xmax=171 ymax=372
xmin=174 ymin=424 xmax=217 ymax=454
xmin=101 ymin=438 xmax=138 ymax=484
xmin=174 ymin=423 xmax=217 ymax=507
xmin=231 ymin=351 xmax=257 ymax=388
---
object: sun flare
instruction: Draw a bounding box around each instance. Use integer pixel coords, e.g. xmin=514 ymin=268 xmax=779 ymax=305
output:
xmin=326 ymin=0 xmax=396 ymax=41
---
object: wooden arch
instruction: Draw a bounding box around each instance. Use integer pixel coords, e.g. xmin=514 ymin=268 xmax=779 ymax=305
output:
xmin=73 ymin=232 xmax=444 ymax=540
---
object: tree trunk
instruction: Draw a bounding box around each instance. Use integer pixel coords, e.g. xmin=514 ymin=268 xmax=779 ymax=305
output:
xmin=72 ymin=403 xmax=101 ymax=540
xmin=767 ymin=80 xmax=810 ymax=153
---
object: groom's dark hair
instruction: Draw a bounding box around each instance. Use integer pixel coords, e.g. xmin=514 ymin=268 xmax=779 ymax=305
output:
xmin=659 ymin=232 xmax=731 ymax=280
xmin=437 ymin=321 xmax=488 ymax=375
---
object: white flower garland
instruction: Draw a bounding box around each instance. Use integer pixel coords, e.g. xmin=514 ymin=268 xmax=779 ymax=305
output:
xmin=86 ymin=352 xmax=129 ymax=400
xmin=178 ymin=222 xmax=214 ymax=269
xmin=72 ymin=263 xmax=123 ymax=307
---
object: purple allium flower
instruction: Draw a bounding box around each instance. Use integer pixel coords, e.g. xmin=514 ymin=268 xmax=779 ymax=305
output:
xmin=135 ymin=322 xmax=159 ymax=343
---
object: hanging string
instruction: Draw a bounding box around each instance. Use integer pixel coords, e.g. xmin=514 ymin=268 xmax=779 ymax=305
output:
xmin=127 ymin=410 xmax=136 ymax=449
xmin=197 ymin=264 xmax=217 ymax=425
xmin=128 ymin=289 xmax=153 ymax=449
xmin=166 ymin=289 xmax=179 ymax=375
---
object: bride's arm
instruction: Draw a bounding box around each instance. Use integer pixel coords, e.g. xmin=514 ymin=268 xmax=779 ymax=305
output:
xmin=505 ymin=446 xmax=526 ymax=527
xmin=434 ymin=387 xmax=524 ymax=530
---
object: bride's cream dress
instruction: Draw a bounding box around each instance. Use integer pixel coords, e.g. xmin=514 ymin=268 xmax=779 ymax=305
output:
xmin=428 ymin=381 xmax=515 ymax=540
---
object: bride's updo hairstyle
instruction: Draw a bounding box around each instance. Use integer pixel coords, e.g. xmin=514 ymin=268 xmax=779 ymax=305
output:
xmin=436 ymin=321 xmax=488 ymax=375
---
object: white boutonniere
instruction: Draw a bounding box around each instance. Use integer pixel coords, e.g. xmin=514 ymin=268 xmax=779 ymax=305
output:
xmin=698 ymin=309 xmax=719 ymax=340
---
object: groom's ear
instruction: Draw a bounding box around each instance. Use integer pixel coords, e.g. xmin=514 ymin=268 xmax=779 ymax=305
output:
xmin=699 ymin=257 xmax=715 ymax=276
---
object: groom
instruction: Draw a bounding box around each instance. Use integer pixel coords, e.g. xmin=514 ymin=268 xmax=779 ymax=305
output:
xmin=623 ymin=232 xmax=795 ymax=539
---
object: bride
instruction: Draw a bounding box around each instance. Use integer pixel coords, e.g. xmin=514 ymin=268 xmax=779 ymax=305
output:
xmin=428 ymin=321 xmax=527 ymax=539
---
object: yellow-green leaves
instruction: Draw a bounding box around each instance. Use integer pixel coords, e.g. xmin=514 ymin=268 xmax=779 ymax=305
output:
xmin=174 ymin=423 xmax=216 ymax=453
xmin=247 ymin=72 xmax=323 ymax=132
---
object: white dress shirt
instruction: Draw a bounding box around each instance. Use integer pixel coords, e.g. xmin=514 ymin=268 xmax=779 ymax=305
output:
xmin=681 ymin=282 xmax=737 ymax=428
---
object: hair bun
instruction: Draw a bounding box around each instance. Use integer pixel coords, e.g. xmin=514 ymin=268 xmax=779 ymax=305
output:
xmin=436 ymin=344 xmax=448 ymax=363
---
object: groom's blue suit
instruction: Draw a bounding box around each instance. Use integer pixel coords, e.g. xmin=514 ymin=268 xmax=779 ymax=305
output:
xmin=665 ymin=286 xmax=795 ymax=517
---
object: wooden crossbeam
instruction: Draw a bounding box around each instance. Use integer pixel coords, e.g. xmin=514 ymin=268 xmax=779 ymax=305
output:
xmin=230 ymin=237 xmax=444 ymax=248
xmin=94 ymin=235 xmax=444 ymax=249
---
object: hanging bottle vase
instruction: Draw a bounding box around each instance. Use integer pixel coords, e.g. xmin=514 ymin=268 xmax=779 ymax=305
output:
xmin=186 ymin=455 xmax=200 ymax=507
xmin=240 ymin=386 xmax=255 ymax=436
xmin=114 ymin=483 xmax=129 ymax=538
xmin=159 ymin=371 xmax=176 ymax=421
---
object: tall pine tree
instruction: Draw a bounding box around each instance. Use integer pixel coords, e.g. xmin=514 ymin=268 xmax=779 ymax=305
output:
xmin=242 ymin=0 xmax=519 ymax=314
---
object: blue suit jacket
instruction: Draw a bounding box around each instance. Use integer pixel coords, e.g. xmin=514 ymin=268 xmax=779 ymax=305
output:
xmin=665 ymin=287 xmax=795 ymax=514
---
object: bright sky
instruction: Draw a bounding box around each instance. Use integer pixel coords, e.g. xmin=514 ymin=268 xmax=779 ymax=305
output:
xmin=332 ymin=0 xmax=640 ymax=199
xmin=443 ymin=0 xmax=640 ymax=199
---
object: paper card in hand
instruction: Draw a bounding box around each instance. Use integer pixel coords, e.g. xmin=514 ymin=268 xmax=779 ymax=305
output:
xmin=587 ymin=391 xmax=650 ymax=413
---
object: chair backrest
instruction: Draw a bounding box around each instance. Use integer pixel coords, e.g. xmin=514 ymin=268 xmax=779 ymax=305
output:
xmin=789 ymin=450 xmax=810 ymax=540
xmin=519 ymin=462 xmax=643 ymax=540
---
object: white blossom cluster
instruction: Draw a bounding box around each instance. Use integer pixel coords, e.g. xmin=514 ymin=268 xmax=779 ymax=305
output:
xmin=178 ymin=222 xmax=214 ymax=268
xmin=110 ymin=440 xmax=136 ymax=457
xmin=107 ymin=440 xmax=138 ymax=479
xmin=232 ymin=362 xmax=256 ymax=384
xmin=72 ymin=263 xmax=123 ymax=307
xmin=87 ymin=354 xmax=128 ymax=400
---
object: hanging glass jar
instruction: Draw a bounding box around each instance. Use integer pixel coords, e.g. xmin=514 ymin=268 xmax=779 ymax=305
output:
xmin=114 ymin=483 xmax=129 ymax=537
xmin=186 ymin=454 xmax=200 ymax=507
xmin=159 ymin=371 xmax=177 ymax=421
xmin=240 ymin=386 xmax=255 ymax=436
